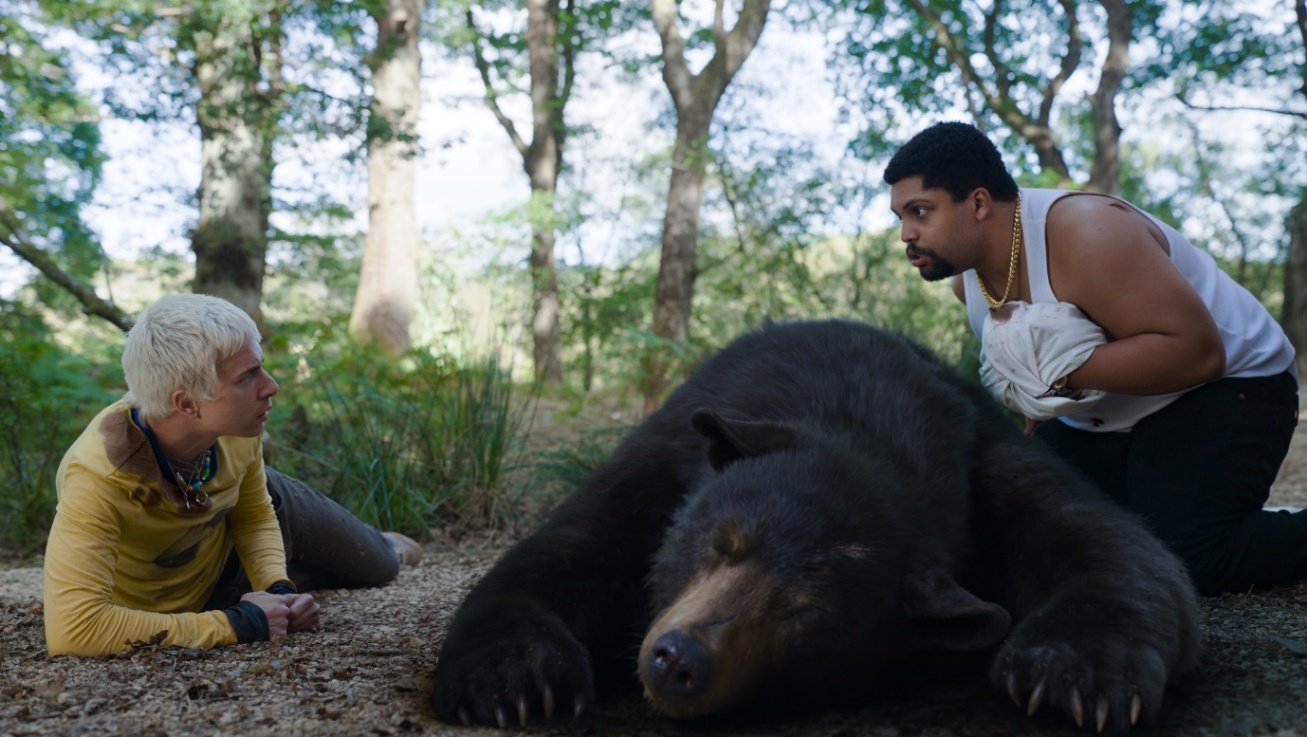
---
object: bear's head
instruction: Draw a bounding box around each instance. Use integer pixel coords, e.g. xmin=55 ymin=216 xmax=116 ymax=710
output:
xmin=637 ymin=409 xmax=1012 ymax=719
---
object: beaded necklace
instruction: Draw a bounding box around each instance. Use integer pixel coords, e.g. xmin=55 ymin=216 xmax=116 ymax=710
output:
xmin=131 ymin=407 xmax=218 ymax=512
xmin=169 ymin=448 xmax=214 ymax=511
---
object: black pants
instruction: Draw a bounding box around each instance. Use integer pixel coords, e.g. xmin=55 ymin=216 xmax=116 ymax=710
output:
xmin=1035 ymin=371 xmax=1305 ymax=595
xmin=204 ymin=468 xmax=399 ymax=609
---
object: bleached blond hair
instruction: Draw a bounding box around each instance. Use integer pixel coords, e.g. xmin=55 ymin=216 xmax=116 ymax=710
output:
xmin=122 ymin=294 xmax=261 ymax=420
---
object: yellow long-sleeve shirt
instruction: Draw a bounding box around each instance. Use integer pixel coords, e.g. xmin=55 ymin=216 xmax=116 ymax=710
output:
xmin=43 ymin=401 xmax=290 ymax=656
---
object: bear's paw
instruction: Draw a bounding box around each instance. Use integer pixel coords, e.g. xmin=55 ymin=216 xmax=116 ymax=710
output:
xmin=991 ymin=631 xmax=1169 ymax=734
xmin=431 ymin=613 xmax=594 ymax=728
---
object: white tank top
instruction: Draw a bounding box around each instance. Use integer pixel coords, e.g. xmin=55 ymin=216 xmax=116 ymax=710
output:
xmin=964 ymin=187 xmax=1297 ymax=432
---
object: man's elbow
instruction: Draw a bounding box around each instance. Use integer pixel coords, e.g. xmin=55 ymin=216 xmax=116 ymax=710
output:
xmin=44 ymin=616 xmax=130 ymax=658
xmin=46 ymin=635 xmax=121 ymax=658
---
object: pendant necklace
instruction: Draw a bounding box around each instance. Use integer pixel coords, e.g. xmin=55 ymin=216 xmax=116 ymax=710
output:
xmin=130 ymin=407 xmax=217 ymax=513
xmin=170 ymin=448 xmax=214 ymax=511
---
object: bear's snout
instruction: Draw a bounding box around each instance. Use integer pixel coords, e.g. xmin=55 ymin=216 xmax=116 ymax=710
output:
xmin=639 ymin=565 xmax=787 ymax=718
xmin=645 ymin=630 xmax=713 ymax=698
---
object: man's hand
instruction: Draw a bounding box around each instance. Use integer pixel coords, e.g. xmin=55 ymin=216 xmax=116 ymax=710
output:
xmin=240 ymin=591 xmax=292 ymax=640
xmin=281 ymin=593 xmax=321 ymax=632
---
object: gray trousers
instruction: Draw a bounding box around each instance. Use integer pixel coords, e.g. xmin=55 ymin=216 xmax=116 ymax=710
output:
xmin=203 ymin=468 xmax=399 ymax=609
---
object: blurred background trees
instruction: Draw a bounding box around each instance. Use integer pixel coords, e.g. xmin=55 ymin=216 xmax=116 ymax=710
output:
xmin=2 ymin=0 xmax=1303 ymax=554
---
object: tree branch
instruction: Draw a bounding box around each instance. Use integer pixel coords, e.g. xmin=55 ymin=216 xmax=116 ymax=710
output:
xmin=559 ymin=0 xmax=576 ymax=112
xmin=0 ymin=198 xmax=133 ymax=332
xmin=1038 ymin=0 xmax=1082 ymax=128
xmin=909 ymin=0 xmax=998 ymax=115
xmin=652 ymin=0 xmax=693 ymax=111
xmin=1176 ymin=93 xmax=1307 ymax=120
xmin=721 ymin=0 xmax=770 ymax=79
xmin=1297 ymin=0 xmax=1306 ymax=104
xmin=984 ymin=0 xmax=1011 ymax=101
xmin=1086 ymin=0 xmax=1131 ymax=193
xmin=466 ymin=8 xmax=529 ymax=158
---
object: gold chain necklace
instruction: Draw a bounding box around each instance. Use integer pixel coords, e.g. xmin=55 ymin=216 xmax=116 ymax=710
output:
xmin=977 ymin=192 xmax=1023 ymax=310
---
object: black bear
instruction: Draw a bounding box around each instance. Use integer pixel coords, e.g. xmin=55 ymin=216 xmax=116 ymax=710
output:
xmin=431 ymin=319 xmax=1200 ymax=732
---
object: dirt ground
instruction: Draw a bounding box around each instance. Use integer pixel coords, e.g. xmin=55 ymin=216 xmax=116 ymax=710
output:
xmin=3 ymin=407 xmax=1307 ymax=737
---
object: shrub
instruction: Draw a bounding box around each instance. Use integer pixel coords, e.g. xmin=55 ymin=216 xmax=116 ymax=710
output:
xmin=0 ymin=302 xmax=121 ymax=557
xmin=264 ymin=348 xmax=534 ymax=536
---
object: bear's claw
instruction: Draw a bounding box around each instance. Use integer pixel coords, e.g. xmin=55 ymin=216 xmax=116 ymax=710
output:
xmin=432 ymin=607 xmax=596 ymax=728
xmin=542 ymin=683 xmax=555 ymax=719
xmin=995 ymin=655 xmax=1158 ymax=733
xmin=1070 ymin=687 xmax=1084 ymax=727
xmin=1026 ymin=678 xmax=1045 ymax=716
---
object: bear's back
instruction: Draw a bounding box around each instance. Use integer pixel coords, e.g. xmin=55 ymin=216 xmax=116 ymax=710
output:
xmin=661 ymin=319 xmax=988 ymax=450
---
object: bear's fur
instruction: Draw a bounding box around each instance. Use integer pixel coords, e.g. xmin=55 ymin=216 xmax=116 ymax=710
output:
xmin=431 ymin=319 xmax=1200 ymax=732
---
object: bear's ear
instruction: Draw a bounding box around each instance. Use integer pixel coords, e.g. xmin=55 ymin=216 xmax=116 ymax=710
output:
xmin=690 ymin=409 xmax=800 ymax=472
xmin=900 ymin=569 xmax=1012 ymax=652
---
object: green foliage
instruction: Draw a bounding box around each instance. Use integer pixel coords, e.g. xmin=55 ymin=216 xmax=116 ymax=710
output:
xmin=690 ymin=227 xmax=975 ymax=373
xmin=831 ymin=0 xmax=1104 ymax=174
xmin=263 ymin=344 xmax=534 ymax=536
xmin=7 ymin=0 xmax=1302 ymax=551
xmin=531 ymin=424 xmax=626 ymax=489
xmin=1136 ymin=1 xmax=1303 ymax=94
xmin=693 ymin=94 xmax=974 ymax=374
xmin=548 ymin=221 xmax=976 ymax=402
xmin=0 ymin=3 xmax=107 ymax=307
xmin=559 ymin=258 xmax=658 ymax=394
xmin=445 ymin=0 xmax=648 ymax=79
xmin=0 ymin=301 xmax=123 ymax=557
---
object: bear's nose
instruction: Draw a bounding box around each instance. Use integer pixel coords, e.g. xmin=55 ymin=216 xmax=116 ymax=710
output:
xmin=645 ymin=630 xmax=712 ymax=698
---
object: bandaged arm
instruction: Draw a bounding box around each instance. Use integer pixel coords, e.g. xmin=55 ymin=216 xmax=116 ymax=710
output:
xmin=979 ymin=301 xmax=1108 ymax=421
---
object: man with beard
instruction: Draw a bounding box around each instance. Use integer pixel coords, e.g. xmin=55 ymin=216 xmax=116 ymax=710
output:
xmin=883 ymin=121 xmax=1305 ymax=596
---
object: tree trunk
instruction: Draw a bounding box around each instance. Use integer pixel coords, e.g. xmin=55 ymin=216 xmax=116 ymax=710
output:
xmin=1086 ymin=0 xmax=1131 ymax=194
xmin=524 ymin=0 xmax=565 ymax=385
xmin=528 ymin=197 xmax=563 ymax=384
xmin=643 ymin=0 xmax=771 ymax=410
xmin=192 ymin=16 xmax=270 ymax=330
xmin=645 ymin=120 xmax=710 ymax=401
xmin=468 ymin=0 xmax=568 ymax=384
xmin=1278 ymin=0 xmax=1306 ymax=376
xmin=350 ymin=0 xmax=425 ymax=357
xmin=1283 ymin=195 xmax=1307 ymax=378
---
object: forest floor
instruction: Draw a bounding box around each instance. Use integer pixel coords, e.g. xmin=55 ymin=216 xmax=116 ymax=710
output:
xmin=2 ymin=400 xmax=1306 ymax=737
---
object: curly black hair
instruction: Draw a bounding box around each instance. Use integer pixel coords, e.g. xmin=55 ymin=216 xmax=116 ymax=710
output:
xmin=882 ymin=122 xmax=1019 ymax=203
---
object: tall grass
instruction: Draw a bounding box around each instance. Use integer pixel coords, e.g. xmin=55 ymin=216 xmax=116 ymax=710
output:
xmin=266 ymin=352 xmax=534 ymax=536
xmin=530 ymin=425 xmax=627 ymax=493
